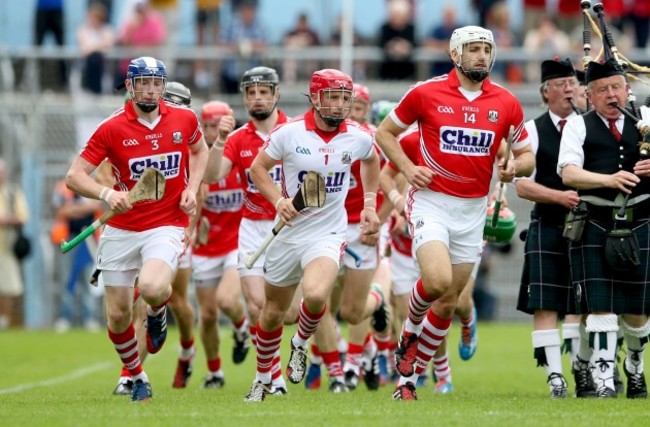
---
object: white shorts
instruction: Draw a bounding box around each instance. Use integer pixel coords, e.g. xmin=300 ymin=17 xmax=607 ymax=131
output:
xmin=407 ymin=191 xmax=485 ymax=265
xmin=342 ymin=223 xmax=379 ymax=270
xmin=178 ymin=246 xmax=192 ymax=269
xmin=390 ymin=249 xmax=420 ymax=296
xmin=97 ymin=225 xmax=185 ymax=287
xmin=192 ymin=250 xmax=238 ymax=287
xmin=237 ymin=217 xmax=274 ymax=277
xmin=264 ymin=234 xmax=346 ymax=287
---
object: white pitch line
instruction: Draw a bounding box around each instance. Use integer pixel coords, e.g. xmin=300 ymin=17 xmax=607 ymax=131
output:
xmin=0 ymin=361 xmax=112 ymax=395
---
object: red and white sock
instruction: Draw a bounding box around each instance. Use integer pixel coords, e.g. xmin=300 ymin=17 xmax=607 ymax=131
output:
xmin=249 ymin=324 xmax=257 ymax=347
xmin=405 ymin=279 xmax=436 ymax=332
xmin=414 ymin=310 xmax=452 ymax=376
xmin=433 ymin=351 xmax=451 ymax=381
xmin=293 ymin=301 xmax=326 ymax=348
xmin=207 ymin=357 xmax=221 ymax=376
xmin=146 ymin=294 xmax=171 ymax=317
xmin=374 ymin=331 xmax=392 ymax=357
xmin=108 ymin=324 xmax=148 ymax=382
xmin=271 ymin=349 xmax=283 ymax=385
xmin=344 ymin=343 xmax=364 ymax=375
xmin=232 ymin=316 xmax=248 ymax=335
xmin=179 ymin=337 xmax=195 ymax=361
xmin=322 ymin=350 xmax=344 ymax=383
xmin=255 ymin=324 xmax=283 ymax=384
xmin=310 ymin=342 xmax=323 ymax=365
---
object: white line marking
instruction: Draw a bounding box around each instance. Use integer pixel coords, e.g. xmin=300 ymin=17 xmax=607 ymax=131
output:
xmin=0 ymin=361 xmax=112 ymax=394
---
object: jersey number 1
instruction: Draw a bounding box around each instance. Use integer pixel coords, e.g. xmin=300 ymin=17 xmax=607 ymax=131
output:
xmin=324 ymin=154 xmax=329 ymax=165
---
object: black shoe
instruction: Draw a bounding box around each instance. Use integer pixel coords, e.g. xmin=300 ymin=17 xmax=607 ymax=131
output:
xmin=328 ymin=380 xmax=349 ymax=393
xmin=203 ymin=374 xmax=225 ymax=389
xmin=371 ymin=285 xmax=389 ymax=333
xmin=286 ymin=341 xmax=308 ymax=384
xmin=624 ymin=364 xmax=647 ymax=399
xmin=363 ymin=355 xmax=380 ymax=391
xmin=232 ymin=329 xmax=250 ymax=365
xmin=547 ymin=373 xmax=568 ymax=399
xmin=572 ymin=358 xmax=597 ymax=398
xmin=596 ymin=386 xmax=617 ymax=398
xmin=344 ymin=370 xmax=359 ymax=390
xmin=614 ymin=364 xmax=625 ymax=395
xmin=113 ymin=378 xmax=133 ymax=395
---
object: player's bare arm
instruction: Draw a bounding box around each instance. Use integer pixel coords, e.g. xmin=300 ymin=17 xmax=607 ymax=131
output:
xmin=562 ymin=164 xmax=639 ymax=193
xmin=359 ymin=150 xmax=381 ymax=236
xmin=181 ymin=137 xmax=209 ymax=215
xmin=250 ymin=150 xmax=298 ymax=225
xmin=203 ymin=116 xmax=236 ymax=183
xmin=66 ymin=155 xmax=132 ymax=213
xmin=499 ymin=145 xmax=535 ymax=182
xmin=379 ymin=163 xmax=407 ymax=214
xmin=376 ymin=117 xmax=434 ymax=190
xmin=515 ymin=179 xmax=580 ymax=210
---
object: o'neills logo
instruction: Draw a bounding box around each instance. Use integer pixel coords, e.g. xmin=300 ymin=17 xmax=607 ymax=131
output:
xmin=439 ymin=126 xmax=494 ymax=156
xmin=129 ymin=152 xmax=182 ymax=179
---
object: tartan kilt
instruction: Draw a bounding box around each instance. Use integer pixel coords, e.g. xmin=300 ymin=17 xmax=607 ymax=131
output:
xmin=569 ymin=219 xmax=650 ymax=314
xmin=517 ymin=217 xmax=575 ymax=315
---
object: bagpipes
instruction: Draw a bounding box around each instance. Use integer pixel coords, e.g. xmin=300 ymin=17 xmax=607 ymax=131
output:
xmin=579 ymin=2 xmax=650 ymax=272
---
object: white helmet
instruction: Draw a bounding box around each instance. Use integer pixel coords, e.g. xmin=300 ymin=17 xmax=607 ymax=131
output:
xmin=449 ymin=26 xmax=496 ymax=82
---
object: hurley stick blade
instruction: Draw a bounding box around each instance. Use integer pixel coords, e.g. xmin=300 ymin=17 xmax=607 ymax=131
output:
xmin=129 ymin=168 xmax=166 ymax=203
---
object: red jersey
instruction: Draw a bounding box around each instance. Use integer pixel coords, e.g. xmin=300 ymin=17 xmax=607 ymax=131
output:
xmin=193 ymin=169 xmax=243 ymax=257
xmin=81 ymin=101 xmax=203 ymax=231
xmin=344 ymin=121 xmax=385 ymax=223
xmin=223 ymin=110 xmax=288 ymax=220
xmin=391 ymin=71 xmax=528 ymax=198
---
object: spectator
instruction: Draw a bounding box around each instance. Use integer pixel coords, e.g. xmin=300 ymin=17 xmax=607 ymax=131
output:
xmin=194 ymin=0 xmax=223 ymax=90
xmin=0 ymin=159 xmax=29 ymax=330
xmin=330 ymin=13 xmax=367 ymax=81
xmin=629 ymin=0 xmax=650 ymax=49
xmin=115 ymin=0 xmax=166 ymax=86
xmin=149 ymin=0 xmax=180 ymax=76
xmin=377 ymin=0 xmax=417 ymax=80
xmin=523 ymin=16 xmax=570 ymax=83
xmin=282 ymin=12 xmax=321 ymax=84
xmin=77 ymin=2 xmax=115 ymax=94
xmin=471 ymin=0 xmax=500 ymax=28
xmin=556 ymin=0 xmax=581 ymax=35
xmin=486 ymin=1 xmax=522 ymax=83
xmin=522 ymin=0 xmax=547 ymax=36
xmin=219 ymin=1 xmax=268 ymax=94
xmin=51 ymin=179 xmax=104 ymax=332
xmin=424 ymin=4 xmax=460 ymax=77
xmin=34 ymin=0 xmax=67 ymax=89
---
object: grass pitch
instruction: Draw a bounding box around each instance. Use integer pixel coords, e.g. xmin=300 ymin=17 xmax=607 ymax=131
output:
xmin=0 ymin=323 xmax=645 ymax=427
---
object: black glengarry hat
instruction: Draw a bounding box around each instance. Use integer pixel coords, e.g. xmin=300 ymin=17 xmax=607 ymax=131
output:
xmin=585 ymin=58 xmax=624 ymax=84
xmin=541 ymin=57 xmax=576 ymax=83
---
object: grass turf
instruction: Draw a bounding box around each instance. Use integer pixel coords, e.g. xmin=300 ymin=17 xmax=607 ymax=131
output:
xmin=0 ymin=323 xmax=644 ymax=427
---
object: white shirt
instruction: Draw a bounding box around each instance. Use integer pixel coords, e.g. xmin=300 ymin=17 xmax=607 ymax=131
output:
xmin=264 ymin=114 xmax=374 ymax=243
xmin=557 ymin=106 xmax=650 ymax=177
xmin=522 ymin=110 xmax=577 ymax=181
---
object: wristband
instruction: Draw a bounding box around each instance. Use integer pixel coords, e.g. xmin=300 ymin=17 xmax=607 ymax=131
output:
xmin=98 ymin=187 xmax=108 ymax=201
xmin=102 ymin=189 xmax=115 ymax=203
xmin=214 ymin=137 xmax=226 ymax=148
xmin=274 ymin=197 xmax=285 ymax=209
xmin=388 ymin=189 xmax=404 ymax=206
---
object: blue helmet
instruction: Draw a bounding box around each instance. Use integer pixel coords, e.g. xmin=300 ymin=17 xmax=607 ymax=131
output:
xmin=126 ymin=56 xmax=167 ymax=112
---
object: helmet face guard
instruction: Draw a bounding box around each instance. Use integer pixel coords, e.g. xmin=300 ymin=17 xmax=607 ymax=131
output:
xmin=127 ymin=57 xmax=167 ymax=112
xmin=163 ymin=81 xmax=191 ymax=106
xmin=240 ymin=66 xmax=279 ymax=120
xmin=309 ymin=69 xmax=354 ymax=127
xmin=449 ymin=26 xmax=496 ymax=83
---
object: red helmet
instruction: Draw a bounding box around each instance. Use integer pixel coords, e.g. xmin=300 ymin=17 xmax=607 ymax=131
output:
xmin=309 ymin=69 xmax=354 ymax=98
xmin=353 ymin=84 xmax=370 ymax=104
xmin=201 ymin=101 xmax=233 ymax=122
